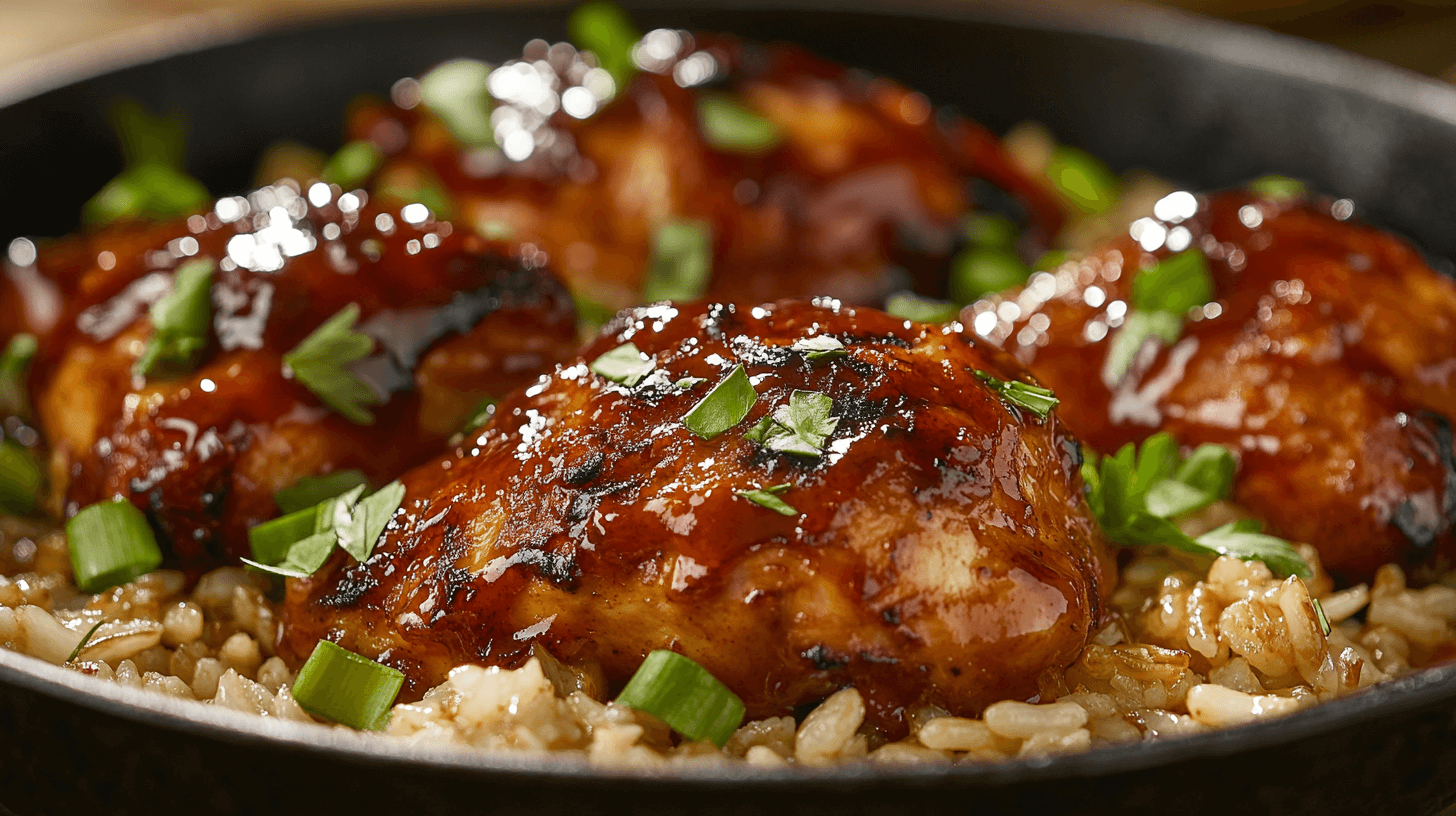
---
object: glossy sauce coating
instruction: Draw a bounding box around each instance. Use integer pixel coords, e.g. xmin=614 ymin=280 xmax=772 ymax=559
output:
xmin=279 ymin=300 xmax=1113 ymax=734
xmin=975 ymin=192 xmax=1456 ymax=582
xmin=4 ymin=184 xmax=577 ymax=565
xmin=346 ymin=33 xmax=1062 ymax=309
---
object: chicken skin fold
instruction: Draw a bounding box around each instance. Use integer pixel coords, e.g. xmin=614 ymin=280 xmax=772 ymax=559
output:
xmin=3 ymin=183 xmax=577 ymax=566
xmin=974 ymin=191 xmax=1456 ymax=582
xmin=279 ymin=299 xmax=1113 ymax=733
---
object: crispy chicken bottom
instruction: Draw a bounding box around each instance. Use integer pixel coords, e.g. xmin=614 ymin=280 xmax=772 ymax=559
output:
xmin=977 ymin=191 xmax=1456 ymax=582
xmin=280 ymin=300 xmax=1113 ymax=733
xmin=347 ymin=35 xmax=1062 ymax=308
xmin=5 ymin=184 xmax=576 ymax=565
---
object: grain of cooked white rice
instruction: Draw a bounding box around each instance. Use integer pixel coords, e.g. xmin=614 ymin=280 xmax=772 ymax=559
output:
xmin=4 ymin=510 xmax=1456 ymax=767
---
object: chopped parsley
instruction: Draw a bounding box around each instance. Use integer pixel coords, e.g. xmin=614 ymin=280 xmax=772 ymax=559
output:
xmin=682 ymin=365 xmax=755 ymax=439
xmin=974 ymin=371 xmax=1058 ymax=420
xmin=744 ymin=390 xmax=838 ymax=458
xmin=246 ymin=480 xmax=406 ymax=577
xmin=591 ymin=342 xmax=655 ymax=386
xmin=735 ymin=484 xmax=797 ymax=516
xmin=0 ymin=333 xmax=37 ymax=417
xmin=886 ymin=291 xmax=958 ymax=323
xmin=644 ymin=220 xmax=712 ymax=303
xmin=790 ymin=336 xmax=847 ymax=364
xmin=283 ymin=304 xmax=382 ymax=425
xmin=134 ymin=258 xmax=214 ymax=378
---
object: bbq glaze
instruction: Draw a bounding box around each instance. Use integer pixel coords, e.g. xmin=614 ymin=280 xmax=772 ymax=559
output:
xmin=346 ymin=32 xmax=1062 ymax=309
xmin=2 ymin=184 xmax=577 ymax=566
xmin=279 ymin=300 xmax=1114 ymax=734
xmin=975 ymin=191 xmax=1456 ymax=582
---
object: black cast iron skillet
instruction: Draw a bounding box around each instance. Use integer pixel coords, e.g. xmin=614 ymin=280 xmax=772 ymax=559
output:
xmin=3 ymin=2 xmax=1456 ymax=814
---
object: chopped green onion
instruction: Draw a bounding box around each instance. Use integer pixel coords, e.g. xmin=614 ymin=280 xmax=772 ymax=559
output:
xmin=791 ymin=335 xmax=847 ymax=364
xmin=321 ymin=140 xmax=384 ymax=189
xmin=1046 ymin=145 xmax=1120 ymax=214
xmin=374 ymin=164 xmax=456 ymax=220
xmin=568 ymin=0 xmax=640 ymax=93
xmin=275 ymin=470 xmax=370 ymax=515
xmin=949 ymin=247 xmax=1031 ymax=304
xmin=0 ymin=333 xmax=38 ymax=417
xmin=65 ymin=619 xmax=107 ymax=665
xmin=644 ymin=220 xmax=712 ymax=303
xmin=590 ymin=342 xmax=655 ymax=387
xmin=66 ymin=500 xmax=163 ymax=592
xmin=419 ymin=59 xmax=495 ymax=148
xmin=615 ymin=650 xmax=745 ymax=747
xmin=682 ymin=365 xmax=755 ymax=440
xmin=134 ymin=258 xmax=214 ymax=378
xmin=675 ymin=377 xmax=707 ymax=389
xmin=572 ymin=294 xmax=616 ymax=336
xmin=745 ymin=390 xmax=838 ymax=458
xmin=1102 ymin=310 xmax=1182 ymax=386
xmin=735 ymin=484 xmax=797 ymax=517
xmin=886 ymin=291 xmax=958 ymax=323
xmin=963 ymin=213 xmax=1018 ymax=249
xmin=974 ymin=371 xmax=1058 ymax=420
xmin=283 ymin=303 xmax=382 ymax=425
xmin=1313 ymin=597 xmax=1332 ymax=637
xmin=459 ymin=397 xmax=498 ymax=434
xmin=697 ymin=95 xmax=782 ymax=155
xmin=83 ymin=100 xmax=209 ymax=225
xmin=0 ymin=440 xmax=40 ymax=515
xmin=1247 ymin=174 xmax=1306 ymax=202
xmin=1132 ymin=250 xmax=1213 ymax=316
xmin=248 ymin=506 xmax=318 ymax=566
xmin=291 ymin=640 xmax=405 ymax=731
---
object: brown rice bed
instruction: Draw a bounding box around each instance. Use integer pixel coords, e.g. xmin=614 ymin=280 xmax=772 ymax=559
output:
xmin=2 ymin=509 xmax=1454 ymax=767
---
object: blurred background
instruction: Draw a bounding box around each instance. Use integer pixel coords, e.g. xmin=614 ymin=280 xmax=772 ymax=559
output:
xmin=1 ymin=0 xmax=1456 ymax=81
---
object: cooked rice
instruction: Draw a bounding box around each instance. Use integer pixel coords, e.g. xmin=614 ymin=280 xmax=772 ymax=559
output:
xmin=3 ymin=510 xmax=1454 ymax=766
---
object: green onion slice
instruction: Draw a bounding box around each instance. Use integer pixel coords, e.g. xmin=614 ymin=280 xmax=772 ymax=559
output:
xmin=1132 ymin=250 xmax=1213 ymax=316
xmin=615 ymin=650 xmax=746 ymax=747
xmin=590 ymin=342 xmax=655 ymax=387
xmin=283 ymin=303 xmax=382 ymax=425
xmin=568 ymin=0 xmax=640 ymax=93
xmin=1102 ymin=310 xmax=1182 ymax=386
xmin=275 ymin=470 xmax=370 ymax=515
xmin=419 ymin=59 xmax=496 ymax=148
xmin=644 ymin=220 xmax=712 ymax=303
xmin=885 ymin=291 xmax=958 ymax=323
xmin=790 ymin=336 xmax=846 ymax=364
xmin=1046 ymin=144 xmax=1120 ymax=214
xmin=963 ymin=213 xmax=1018 ymax=249
xmin=135 ymin=258 xmax=214 ymax=378
xmin=745 ymin=390 xmax=838 ymax=458
xmin=682 ymin=365 xmax=755 ymax=440
xmin=291 ymin=640 xmax=405 ymax=731
xmin=1247 ymin=174 xmax=1307 ymax=202
xmin=248 ymin=506 xmax=319 ymax=566
xmin=82 ymin=100 xmax=210 ymax=225
xmin=321 ymin=140 xmax=384 ymax=189
xmin=974 ymin=371 xmax=1058 ymax=420
xmin=1193 ymin=520 xmax=1313 ymax=580
xmin=66 ymin=500 xmax=163 ymax=593
xmin=374 ymin=164 xmax=456 ymax=220
xmin=0 ymin=440 xmax=40 ymax=515
xmin=0 ymin=333 xmax=37 ymax=417
xmin=735 ymin=484 xmax=797 ymax=517
xmin=949 ymin=247 xmax=1031 ymax=304
xmin=697 ymin=95 xmax=782 ymax=155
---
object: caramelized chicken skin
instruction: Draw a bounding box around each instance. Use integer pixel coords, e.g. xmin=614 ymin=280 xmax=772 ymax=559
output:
xmin=978 ymin=191 xmax=1456 ymax=582
xmin=5 ymin=184 xmax=577 ymax=566
xmin=347 ymin=35 xmax=1062 ymax=309
xmin=279 ymin=300 xmax=1113 ymax=733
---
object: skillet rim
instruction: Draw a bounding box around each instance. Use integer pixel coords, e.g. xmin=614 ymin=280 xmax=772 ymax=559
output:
xmin=3 ymin=0 xmax=1456 ymax=789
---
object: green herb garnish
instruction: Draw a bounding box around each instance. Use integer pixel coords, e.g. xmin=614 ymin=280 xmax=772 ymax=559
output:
xmin=644 ymin=220 xmax=712 ymax=303
xmin=82 ymin=99 xmax=210 ymax=224
xmin=247 ymin=480 xmax=405 ymax=576
xmin=675 ymin=377 xmax=707 ymax=389
xmin=790 ymin=336 xmax=846 ymax=364
xmin=1102 ymin=310 xmax=1182 ymax=386
xmin=974 ymin=371 xmax=1058 ymax=420
xmin=321 ymin=140 xmax=384 ymax=189
xmin=615 ymin=649 xmax=746 ymax=748
xmin=134 ymin=258 xmax=214 ymax=378
xmin=283 ymin=304 xmax=381 ymax=425
xmin=963 ymin=213 xmax=1018 ymax=249
xmin=744 ymin=390 xmax=838 ymax=458
xmin=275 ymin=470 xmax=370 ymax=515
xmin=1132 ymin=250 xmax=1214 ymax=316
xmin=291 ymin=640 xmax=405 ymax=731
xmin=1313 ymin=597 xmax=1332 ymax=637
xmin=886 ymin=291 xmax=958 ymax=323
xmin=1247 ymin=174 xmax=1306 ymax=202
xmin=949 ymin=247 xmax=1032 ymax=304
xmin=65 ymin=619 xmax=107 ymax=665
xmin=697 ymin=95 xmax=782 ymax=155
xmin=1083 ymin=434 xmax=1311 ymax=579
xmin=419 ymin=59 xmax=495 ymax=148
xmin=374 ymin=164 xmax=456 ymax=220
xmin=590 ymin=342 xmax=655 ymax=387
xmin=0 ymin=333 xmax=37 ymax=417
xmin=0 ymin=440 xmax=41 ymax=515
xmin=735 ymin=484 xmax=797 ymax=516
xmin=682 ymin=365 xmax=755 ymax=440
xmin=1046 ymin=144 xmax=1120 ymax=214
xmin=568 ymin=0 xmax=640 ymax=93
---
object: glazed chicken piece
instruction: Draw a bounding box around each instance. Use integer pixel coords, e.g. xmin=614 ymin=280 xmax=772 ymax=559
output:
xmin=974 ymin=191 xmax=1456 ymax=582
xmin=4 ymin=183 xmax=577 ymax=566
xmin=345 ymin=33 xmax=1062 ymax=308
xmin=280 ymin=299 xmax=1113 ymax=734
